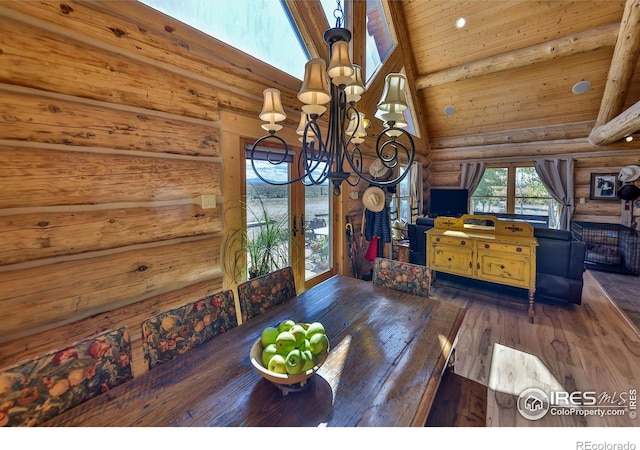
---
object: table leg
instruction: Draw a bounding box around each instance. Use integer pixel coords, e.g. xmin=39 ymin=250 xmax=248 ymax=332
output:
xmin=528 ymin=289 xmax=535 ymax=323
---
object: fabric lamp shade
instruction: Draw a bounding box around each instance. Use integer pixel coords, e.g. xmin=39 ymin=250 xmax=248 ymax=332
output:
xmin=327 ymin=40 xmax=354 ymax=86
xmin=298 ymin=58 xmax=332 ymax=116
xmin=346 ymin=112 xmax=368 ymax=139
xmin=377 ymin=73 xmax=408 ymax=124
xmin=345 ymin=65 xmax=365 ymax=103
xmin=296 ymin=113 xmax=315 ymax=143
xmin=259 ymin=88 xmax=286 ymax=131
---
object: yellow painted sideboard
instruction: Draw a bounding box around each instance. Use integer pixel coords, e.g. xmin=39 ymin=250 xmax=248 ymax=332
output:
xmin=426 ymin=215 xmax=538 ymax=323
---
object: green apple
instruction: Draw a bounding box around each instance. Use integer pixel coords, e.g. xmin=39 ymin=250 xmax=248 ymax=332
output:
xmin=285 ymin=349 xmax=304 ymax=375
xmin=275 ymin=331 xmax=296 ymax=355
xmin=267 ymin=354 xmax=287 ymax=374
xmin=289 ymin=324 xmax=307 ymax=348
xmin=261 ymin=343 xmax=278 ymax=368
xmin=302 ymin=350 xmax=315 ymax=371
xmin=309 ymin=332 xmax=329 ymax=356
xmin=306 ymin=322 xmax=325 ymax=339
xmin=278 ymin=319 xmax=296 ymax=333
xmin=301 ymin=339 xmax=311 ymax=352
xmin=261 ymin=326 xmax=279 ymax=347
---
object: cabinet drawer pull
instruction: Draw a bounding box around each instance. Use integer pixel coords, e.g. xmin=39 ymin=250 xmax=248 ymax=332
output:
xmin=436 ymin=237 xmax=440 ymax=242
xmin=516 ymin=247 xmax=522 ymax=252
xmin=484 ymin=244 xmax=490 ymax=249
xmin=460 ymin=240 xmax=466 ymax=245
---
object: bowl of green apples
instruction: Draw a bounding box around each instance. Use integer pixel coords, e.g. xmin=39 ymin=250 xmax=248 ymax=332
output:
xmin=250 ymin=319 xmax=330 ymax=388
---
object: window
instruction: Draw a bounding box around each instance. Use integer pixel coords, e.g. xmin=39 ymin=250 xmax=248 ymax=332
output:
xmin=139 ymin=0 xmax=309 ymax=79
xmin=471 ymin=166 xmax=559 ymax=228
xmin=390 ymin=163 xmax=420 ymax=237
xmin=365 ymin=0 xmax=395 ymax=83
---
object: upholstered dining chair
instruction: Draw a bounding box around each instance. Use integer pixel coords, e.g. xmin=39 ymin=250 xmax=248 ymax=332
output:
xmin=372 ymin=257 xmax=432 ymax=297
xmin=237 ymin=266 xmax=297 ymax=323
xmin=0 ymin=326 xmax=133 ymax=427
xmin=141 ymin=289 xmax=238 ymax=371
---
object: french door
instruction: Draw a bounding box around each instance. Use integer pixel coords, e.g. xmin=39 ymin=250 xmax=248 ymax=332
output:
xmin=245 ymin=148 xmax=334 ymax=292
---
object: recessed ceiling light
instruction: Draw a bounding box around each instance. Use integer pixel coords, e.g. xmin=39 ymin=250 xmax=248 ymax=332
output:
xmin=626 ymin=136 xmax=634 ymax=142
xmin=444 ymin=105 xmax=456 ymax=116
xmin=572 ymin=81 xmax=591 ymax=94
xmin=455 ymin=17 xmax=466 ymax=29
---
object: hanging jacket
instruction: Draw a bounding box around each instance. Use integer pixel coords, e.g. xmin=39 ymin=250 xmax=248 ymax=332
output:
xmin=364 ymin=205 xmax=391 ymax=243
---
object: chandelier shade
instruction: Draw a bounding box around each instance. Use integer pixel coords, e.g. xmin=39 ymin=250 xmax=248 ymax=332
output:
xmin=297 ymin=58 xmax=332 ymax=116
xmin=259 ymin=88 xmax=286 ymax=131
xmin=345 ymin=64 xmax=365 ymax=103
xmin=327 ymin=40 xmax=355 ymax=86
xmin=249 ymin=0 xmax=415 ymax=195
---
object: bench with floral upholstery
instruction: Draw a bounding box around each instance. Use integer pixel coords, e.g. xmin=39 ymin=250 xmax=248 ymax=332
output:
xmin=141 ymin=289 xmax=238 ymax=370
xmin=372 ymin=257 xmax=432 ymax=298
xmin=237 ymin=267 xmax=296 ymax=323
xmin=0 ymin=326 xmax=133 ymax=427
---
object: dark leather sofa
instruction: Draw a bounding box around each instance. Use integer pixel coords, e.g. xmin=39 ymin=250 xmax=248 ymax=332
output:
xmin=407 ymin=217 xmax=587 ymax=305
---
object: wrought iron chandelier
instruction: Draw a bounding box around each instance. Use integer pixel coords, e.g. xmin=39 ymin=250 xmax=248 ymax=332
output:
xmin=249 ymin=0 xmax=415 ymax=195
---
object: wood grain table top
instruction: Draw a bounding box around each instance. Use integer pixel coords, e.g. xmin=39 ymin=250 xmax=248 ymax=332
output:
xmin=42 ymin=275 xmax=466 ymax=427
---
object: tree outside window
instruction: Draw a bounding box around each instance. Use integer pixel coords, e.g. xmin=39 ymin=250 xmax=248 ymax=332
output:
xmin=471 ymin=166 xmax=558 ymax=228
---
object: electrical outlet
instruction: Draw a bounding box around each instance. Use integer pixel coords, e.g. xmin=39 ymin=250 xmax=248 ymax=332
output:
xmin=199 ymin=194 xmax=216 ymax=209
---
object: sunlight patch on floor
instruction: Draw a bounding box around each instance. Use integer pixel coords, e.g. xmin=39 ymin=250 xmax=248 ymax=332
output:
xmin=488 ymin=343 xmax=565 ymax=397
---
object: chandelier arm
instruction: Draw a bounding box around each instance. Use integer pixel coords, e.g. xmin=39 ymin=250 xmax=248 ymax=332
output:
xmin=249 ymin=134 xmax=313 ymax=186
xmin=300 ymin=120 xmax=331 ymax=185
xmin=343 ymin=127 xmax=416 ymax=187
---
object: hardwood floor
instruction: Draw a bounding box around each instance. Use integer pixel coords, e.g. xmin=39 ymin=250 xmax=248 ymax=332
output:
xmin=428 ymin=269 xmax=640 ymax=427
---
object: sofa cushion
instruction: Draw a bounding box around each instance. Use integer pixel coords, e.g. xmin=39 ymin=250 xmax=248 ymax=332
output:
xmin=534 ymin=227 xmax=572 ymax=241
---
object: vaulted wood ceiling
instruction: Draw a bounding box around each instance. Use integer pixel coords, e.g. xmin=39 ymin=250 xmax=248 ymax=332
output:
xmin=395 ymin=0 xmax=640 ymax=151
xmin=292 ymin=0 xmax=640 ymax=158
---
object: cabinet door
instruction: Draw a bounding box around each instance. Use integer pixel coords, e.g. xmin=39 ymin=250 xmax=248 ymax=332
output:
xmin=476 ymin=250 xmax=532 ymax=288
xmin=429 ymin=244 xmax=474 ymax=277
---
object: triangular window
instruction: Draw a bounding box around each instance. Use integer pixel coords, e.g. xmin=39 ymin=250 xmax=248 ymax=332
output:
xmin=138 ymin=0 xmax=310 ymax=79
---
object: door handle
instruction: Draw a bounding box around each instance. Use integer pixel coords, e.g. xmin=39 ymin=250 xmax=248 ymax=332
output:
xmin=291 ymin=215 xmax=298 ymax=237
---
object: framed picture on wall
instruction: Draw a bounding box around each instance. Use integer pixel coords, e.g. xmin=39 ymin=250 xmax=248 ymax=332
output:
xmin=590 ymin=173 xmax=619 ymax=201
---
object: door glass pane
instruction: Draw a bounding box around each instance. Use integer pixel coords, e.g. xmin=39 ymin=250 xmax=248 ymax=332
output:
xmin=246 ymin=160 xmax=291 ymax=278
xmin=304 ymin=182 xmax=331 ymax=280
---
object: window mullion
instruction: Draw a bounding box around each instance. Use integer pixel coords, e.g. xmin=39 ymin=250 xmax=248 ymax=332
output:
xmin=507 ymin=167 xmax=516 ymax=213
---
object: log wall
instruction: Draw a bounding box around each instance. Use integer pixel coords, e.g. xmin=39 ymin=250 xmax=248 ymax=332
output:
xmin=0 ymin=1 xmax=286 ymax=377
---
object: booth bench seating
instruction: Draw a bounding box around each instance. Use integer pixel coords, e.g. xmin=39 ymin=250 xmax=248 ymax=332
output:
xmin=408 ymin=216 xmax=587 ymax=305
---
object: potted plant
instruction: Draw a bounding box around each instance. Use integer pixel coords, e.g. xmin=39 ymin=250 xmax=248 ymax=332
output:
xmin=222 ymin=197 xmax=290 ymax=282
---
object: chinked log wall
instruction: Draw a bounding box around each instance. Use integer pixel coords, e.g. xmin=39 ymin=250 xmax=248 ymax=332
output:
xmin=0 ymin=1 xmax=292 ymax=376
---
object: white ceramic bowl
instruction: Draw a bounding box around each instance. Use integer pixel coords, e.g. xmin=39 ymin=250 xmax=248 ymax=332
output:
xmin=249 ymin=327 xmax=330 ymax=387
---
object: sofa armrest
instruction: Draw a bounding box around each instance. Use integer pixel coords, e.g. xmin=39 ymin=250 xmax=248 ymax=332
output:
xmin=568 ymin=240 xmax=587 ymax=280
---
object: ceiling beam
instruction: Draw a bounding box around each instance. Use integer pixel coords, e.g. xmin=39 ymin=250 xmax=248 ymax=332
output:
xmin=589 ymin=0 xmax=640 ymax=144
xmin=589 ymin=99 xmax=640 ymax=145
xmin=415 ymin=23 xmax=619 ymax=90
xmin=431 ymin=121 xmax=596 ymax=149
xmin=285 ymin=0 xmax=330 ymax=62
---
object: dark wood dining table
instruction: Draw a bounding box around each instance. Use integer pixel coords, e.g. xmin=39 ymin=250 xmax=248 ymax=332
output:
xmin=43 ymin=275 xmax=466 ymax=427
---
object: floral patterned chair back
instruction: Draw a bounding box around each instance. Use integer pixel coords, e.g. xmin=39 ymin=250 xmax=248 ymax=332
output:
xmin=372 ymin=257 xmax=432 ymax=298
xmin=0 ymin=326 xmax=133 ymax=427
xmin=141 ymin=289 xmax=238 ymax=371
xmin=237 ymin=267 xmax=297 ymax=323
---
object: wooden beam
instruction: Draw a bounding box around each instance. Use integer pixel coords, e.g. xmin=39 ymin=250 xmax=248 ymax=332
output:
xmin=589 ymin=99 xmax=640 ymax=145
xmin=286 ymin=0 xmax=330 ymax=62
xmin=592 ymin=0 xmax=640 ymax=129
xmin=415 ymin=23 xmax=620 ymax=90
xmin=431 ymin=121 xmax=595 ymax=149
xmin=386 ymin=0 xmax=430 ymax=146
